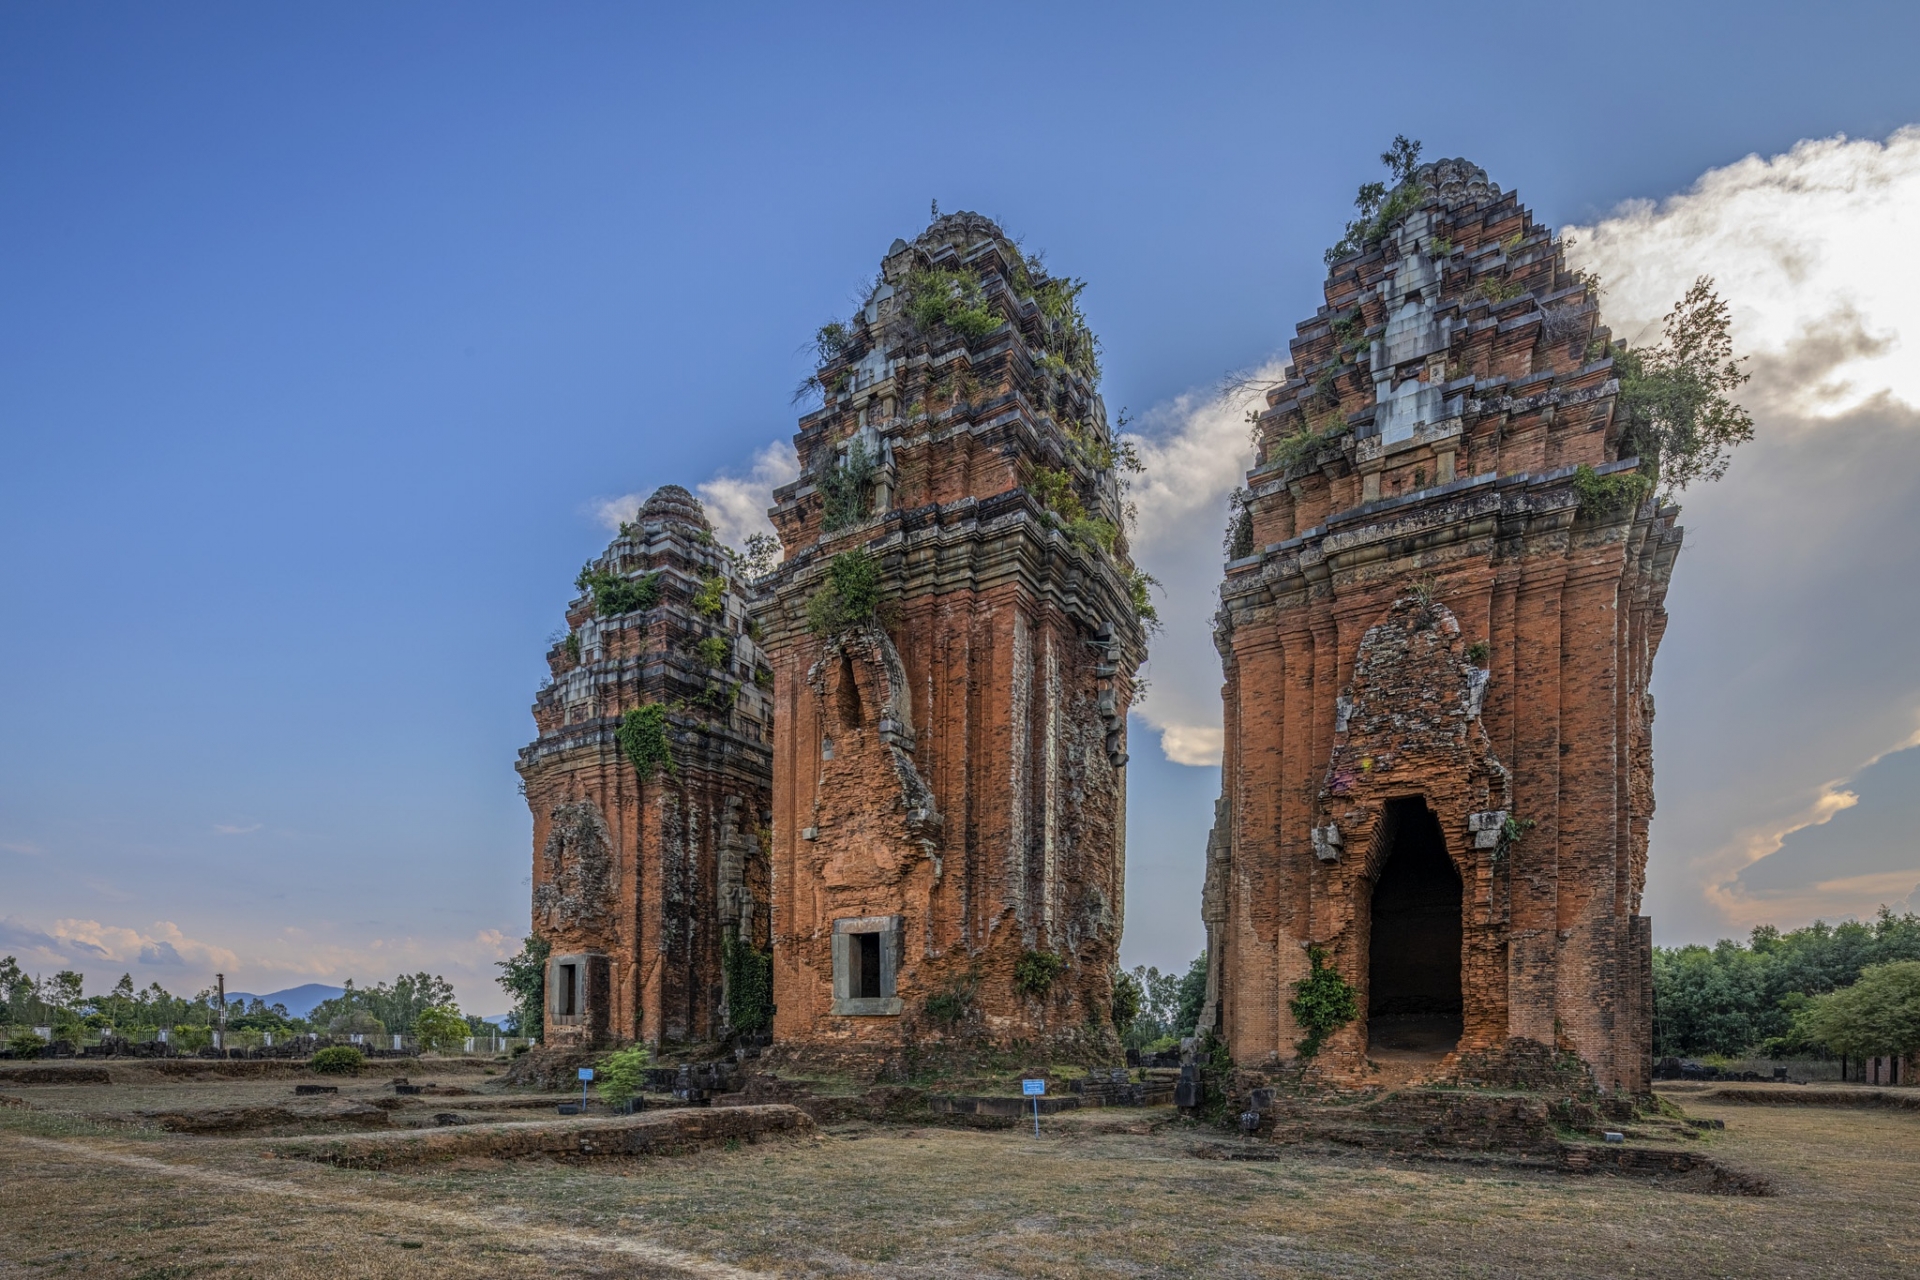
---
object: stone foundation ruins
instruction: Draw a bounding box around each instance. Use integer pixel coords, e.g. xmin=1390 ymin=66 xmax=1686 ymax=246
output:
xmin=1202 ymin=160 xmax=1680 ymax=1092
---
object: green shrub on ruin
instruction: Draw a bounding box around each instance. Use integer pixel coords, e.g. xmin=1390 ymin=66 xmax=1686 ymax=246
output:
xmin=617 ymin=703 xmax=675 ymax=781
xmin=692 ymin=635 xmax=730 ymax=669
xmin=1611 ymin=278 xmax=1754 ymax=490
xmin=576 ymin=567 xmax=663 ymax=617
xmin=805 ymin=548 xmax=886 ymax=635
xmin=1015 ymin=950 xmax=1067 ymax=998
xmin=1571 ymin=464 xmax=1654 ymax=520
xmin=818 ymin=438 xmax=877 ymax=533
xmin=691 ymin=572 xmax=727 ymax=618
xmin=310 ymin=1045 xmax=365 ymax=1075
xmin=562 ymin=631 xmax=581 ymax=663
xmin=1288 ymin=946 xmax=1358 ymax=1059
xmin=1127 ymin=568 xmax=1161 ymax=632
xmin=7 ymin=1028 xmax=45 ymax=1060
xmin=692 ymin=678 xmax=740 ymax=718
xmin=902 ymin=266 xmax=1003 ymax=344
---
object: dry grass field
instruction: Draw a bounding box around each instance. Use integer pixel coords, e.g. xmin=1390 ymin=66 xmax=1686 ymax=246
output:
xmin=2 ymin=1072 xmax=1915 ymax=1279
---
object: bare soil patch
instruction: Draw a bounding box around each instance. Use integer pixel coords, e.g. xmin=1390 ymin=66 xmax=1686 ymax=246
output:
xmin=0 ymin=1078 xmax=1913 ymax=1277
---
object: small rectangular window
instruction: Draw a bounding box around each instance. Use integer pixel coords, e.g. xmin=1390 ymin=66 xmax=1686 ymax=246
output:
xmin=560 ymin=963 xmax=578 ymax=1016
xmin=854 ymin=933 xmax=881 ymax=999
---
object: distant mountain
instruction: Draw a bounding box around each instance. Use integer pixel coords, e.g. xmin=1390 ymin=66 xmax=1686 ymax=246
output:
xmin=223 ymin=983 xmax=345 ymax=1018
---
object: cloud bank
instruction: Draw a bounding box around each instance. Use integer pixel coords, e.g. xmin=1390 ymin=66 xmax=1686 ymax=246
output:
xmin=1563 ymin=127 xmax=1920 ymax=941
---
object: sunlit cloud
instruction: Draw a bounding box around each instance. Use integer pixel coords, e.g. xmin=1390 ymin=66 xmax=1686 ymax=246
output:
xmin=594 ymin=440 xmax=800 ymax=558
xmin=212 ymin=822 xmax=262 ymax=835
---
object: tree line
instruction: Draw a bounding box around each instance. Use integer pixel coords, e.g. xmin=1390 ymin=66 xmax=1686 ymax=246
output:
xmin=1654 ymin=909 xmax=1920 ymax=1063
xmin=0 ymin=958 xmax=496 ymax=1052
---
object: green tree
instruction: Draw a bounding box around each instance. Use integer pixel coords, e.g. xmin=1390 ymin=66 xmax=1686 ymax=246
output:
xmin=1612 ymin=278 xmax=1754 ymax=490
xmin=497 ymin=935 xmax=551 ymax=1041
xmin=1794 ymin=961 xmax=1920 ymax=1061
xmin=414 ymin=1003 xmax=470 ymax=1054
xmin=1110 ymin=969 xmax=1143 ymax=1033
xmin=1173 ymin=951 xmax=1210 ymax=1039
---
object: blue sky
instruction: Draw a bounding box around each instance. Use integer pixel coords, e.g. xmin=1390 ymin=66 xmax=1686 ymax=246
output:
xmin=5 ymin=3 xmax=1919 ymax=1011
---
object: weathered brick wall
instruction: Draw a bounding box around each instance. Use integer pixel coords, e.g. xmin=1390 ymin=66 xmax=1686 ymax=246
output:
xmin=518 ymin=486 xmax=774 ymax=1048
xmin=760 ymin=214 xmax=1148 ymax=1064
xmin=1210 ymin=161 xmax=1681 ymax=1093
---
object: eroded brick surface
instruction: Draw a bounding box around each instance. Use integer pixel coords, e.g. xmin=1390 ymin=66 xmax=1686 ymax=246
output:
xmin=758 ymin=214 xmax=1149 ymax=1066
xmin=517 ymin=486 xmax=774 ymax=1048
xmin=1208 ymin=160 xmax=1680 ymax=1093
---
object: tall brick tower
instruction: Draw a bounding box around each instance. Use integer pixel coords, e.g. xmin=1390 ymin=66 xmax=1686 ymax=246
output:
xmin=518 ymin=485 xmax=774 ymax=1049
xmin=1204 ymin=160 xmax=1681 ymax=1093
xmin=758 ymin=213 xmax=1150 ymax=1067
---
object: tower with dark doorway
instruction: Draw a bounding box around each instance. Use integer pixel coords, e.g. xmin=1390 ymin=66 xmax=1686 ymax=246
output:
xmin=1200 ymin=160 xmax=1681 ymax=1093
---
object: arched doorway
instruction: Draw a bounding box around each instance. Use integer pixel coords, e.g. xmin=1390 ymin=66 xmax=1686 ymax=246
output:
xmin=1367 ymin=796 xmax=1463 ymax=1058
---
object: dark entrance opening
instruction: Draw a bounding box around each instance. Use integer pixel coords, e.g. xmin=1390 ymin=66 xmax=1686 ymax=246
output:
xmin=558 ymin=962 xmax=578 ymax=1017
xmin=1367 ymin=797 xmax=1462 ymax=1058
xmin=852 ymin=932 xmax=882 ymax=999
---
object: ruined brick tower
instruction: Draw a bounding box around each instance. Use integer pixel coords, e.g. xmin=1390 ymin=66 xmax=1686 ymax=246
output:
xmin=518 ymin=485 xmax=774 ymax=1048
xmin=758 ymin=213 xmax=1150 ymax=1064
xmin=1204 ymin=160 xmax=1681 ymax=1093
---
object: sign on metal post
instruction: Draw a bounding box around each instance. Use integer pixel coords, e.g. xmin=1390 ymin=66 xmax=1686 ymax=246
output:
xmin=1021 ymin=1078 xmax=1045 ymax=1137
xmin=579 ymin=1066 xmax=594 ymax=1111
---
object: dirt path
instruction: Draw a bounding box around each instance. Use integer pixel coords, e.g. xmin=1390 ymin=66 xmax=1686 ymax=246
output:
xmin=3 ymin=1132 xmax=775 ymax=1279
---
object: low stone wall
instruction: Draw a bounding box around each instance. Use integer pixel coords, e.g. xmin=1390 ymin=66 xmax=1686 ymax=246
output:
xmin=0 ymin=1066 xmax=112 ymax=1085
xmin=1704 ymin=1087 xmax=1920 ymax=1111
xmin=265 ymin=1102 xmax=814 ymax=1168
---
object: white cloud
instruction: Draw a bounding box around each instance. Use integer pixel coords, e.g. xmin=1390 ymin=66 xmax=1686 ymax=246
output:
xmin=1566 ymin=127 xmax=1920 ymax=419
xmin=594 ymin=440 xmax=801 ymax=557
xmin=1564 ymin=127 xmax=1920 ymax=941
xmin=1120 ymin=361 xmax=1281 ymax=766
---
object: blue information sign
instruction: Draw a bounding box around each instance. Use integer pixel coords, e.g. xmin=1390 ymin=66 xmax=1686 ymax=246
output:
xmin=1021 ymin=1078 xmax=1045 ymax=1096
xmin=579 ymin=1067 xmax=595 ymax=1080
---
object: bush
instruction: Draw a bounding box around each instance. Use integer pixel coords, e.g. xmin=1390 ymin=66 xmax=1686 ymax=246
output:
xmin=692 ymin=636 xmax=730 ymax=669
xmin=1288 ymin=946 xmax=1358 ymax=1059
xmin=805 ymin=548 xmax=886 ymax=635
xmin=1612 ymin=278 xmax=1753 ymax=490
xmin=310 ymin=1045 xmax=365 ymax=1075
xmin=1572 ymin=463 xmax=1654 ymax=519
xmin=691 ymin=573 xmax=727 ymax=618
xmin=902 ymin=266 xmax=1003 ymax=344
xmin=596 ymin=1043 xmax=652 ymax=1110
xmin=7 ymin=1028 xmax=45 ymax=1059
xmin=1014 ymin=950 xmax=1066 ymax=998
xmin=575 ymin=567 xmax=664 ymax=618
xmin=617 ymin=704 xmax=675 ymax=781
xmin=819 ymin=439 xmax=878 ymax=533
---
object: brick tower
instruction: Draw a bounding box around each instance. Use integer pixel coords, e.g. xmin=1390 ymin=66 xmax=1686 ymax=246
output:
xmin=518 ymin=485 xmax=774 ymax=1049
xmin=758 ymin=213 xmax=1150 ymax=1066
xmin=1204 ymin=160 xmax=1681 ymax=1093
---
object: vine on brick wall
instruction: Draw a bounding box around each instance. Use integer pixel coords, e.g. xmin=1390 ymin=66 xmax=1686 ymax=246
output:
xmin=1288 ymin=945 xmax=1358 ymax=1059
xmin=723 ymin=933 xmax=773 ymax=1035
xmin=617 ymin=704 xmax=675 ymax=781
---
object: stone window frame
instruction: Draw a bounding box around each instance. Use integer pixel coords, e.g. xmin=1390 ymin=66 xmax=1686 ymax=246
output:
xmin=547 ymin=951 xmax=608 ymax=1028
xmin=831 ymin=915 xmax=903 ymax=1016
